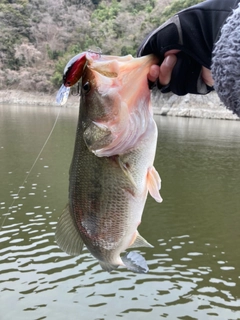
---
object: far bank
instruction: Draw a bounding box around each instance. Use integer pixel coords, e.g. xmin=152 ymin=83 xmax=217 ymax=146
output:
xmin=0 ymin=89 xmax=238 ymax=121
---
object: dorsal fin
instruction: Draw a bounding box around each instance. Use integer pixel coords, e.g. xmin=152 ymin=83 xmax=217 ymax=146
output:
xmin=55 ymin=204 xmax=84 ymax=256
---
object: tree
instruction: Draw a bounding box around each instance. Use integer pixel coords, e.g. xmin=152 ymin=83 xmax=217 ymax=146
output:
xmin=14 ymin=42 xmax=41 ymax=67
xmin=0 ymin=1 xmax=32 ymax=69
xmin=160 ymin=0 xmax=203 ymax=23
xmin=1 ymin=0 xmax=205 ymax=92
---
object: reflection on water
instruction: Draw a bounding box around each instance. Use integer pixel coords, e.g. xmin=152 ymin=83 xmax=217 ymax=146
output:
xmin=0 ymin=105 xmax=240 ymax=320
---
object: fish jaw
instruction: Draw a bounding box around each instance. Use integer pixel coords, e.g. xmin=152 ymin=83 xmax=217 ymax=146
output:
xmin=81 ymin=54 xmax=159 ymax=157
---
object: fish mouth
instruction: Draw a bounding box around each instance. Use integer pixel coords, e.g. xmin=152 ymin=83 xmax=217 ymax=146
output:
xmin=89 ymin=53 xmax=159 ymax=78
xmin=83 ymin=54 xmax=159 ymax=157
xmin=89 ymin=60 xmax=120 ymax=79
xmin=87 ymin=53 xmax=135 ymax=79
xmin=94 ymin=70 xmax=118 ymax=78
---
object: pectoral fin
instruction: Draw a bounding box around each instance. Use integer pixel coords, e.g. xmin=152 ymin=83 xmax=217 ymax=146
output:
xmin=147 ymin=166 xmax=163 ymax=203
xmin=55 ymin=204 xmax=84 ymax=256
xmin=129 ymin=231 xmax=153 ymax=248
xmin=118 ymin=157 xmax=137 ymax=188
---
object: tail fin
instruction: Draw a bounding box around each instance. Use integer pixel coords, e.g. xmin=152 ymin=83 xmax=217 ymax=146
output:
xmin=122 ymin=251 xmax=149 ymax=273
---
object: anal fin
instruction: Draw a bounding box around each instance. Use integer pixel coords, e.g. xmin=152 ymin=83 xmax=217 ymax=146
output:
xmin=55 ymin=204 xmax=84 ymax=256
xmin=129 ymin=231 xmax=153 ymax=248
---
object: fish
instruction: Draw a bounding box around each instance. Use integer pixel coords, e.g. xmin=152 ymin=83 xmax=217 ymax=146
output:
xmin=55 ymin=51 xmax=162 ymax=273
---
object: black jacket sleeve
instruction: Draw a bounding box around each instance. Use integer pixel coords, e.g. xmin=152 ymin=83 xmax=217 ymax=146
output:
xmin=137 ymin=0 xmax=240 ymax=95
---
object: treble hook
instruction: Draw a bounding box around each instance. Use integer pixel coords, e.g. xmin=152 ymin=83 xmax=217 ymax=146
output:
xmin=88 ymin=47 xmax=102 ymax=57
xmin=71 ymin=82 xmax=81 ymax=96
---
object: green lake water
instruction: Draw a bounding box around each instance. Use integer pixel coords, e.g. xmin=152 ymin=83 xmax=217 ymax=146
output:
xmin=0 ymin=104 xmax=240 ymax=320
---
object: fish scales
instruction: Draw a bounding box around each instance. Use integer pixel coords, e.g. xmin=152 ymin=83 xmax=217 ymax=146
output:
xmin=70 ymin=119 xmax=138 ymax=253
xmin=55 ymin=53 xmax=162 ymax=273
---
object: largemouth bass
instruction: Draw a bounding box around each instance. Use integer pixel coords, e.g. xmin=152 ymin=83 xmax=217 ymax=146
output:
xmin=55 ymin=52 xmax=162 ymax=273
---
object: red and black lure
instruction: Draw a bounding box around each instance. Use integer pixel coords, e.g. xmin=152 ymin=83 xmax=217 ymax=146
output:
xmin=56 ymin=50 xmax=100 ymax=105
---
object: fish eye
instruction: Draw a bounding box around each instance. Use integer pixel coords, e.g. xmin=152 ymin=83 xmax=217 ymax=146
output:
xmin=82 ymin=81 xmax=91 ymax=94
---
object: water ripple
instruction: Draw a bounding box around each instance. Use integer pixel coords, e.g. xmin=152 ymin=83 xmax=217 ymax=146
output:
xmin=1 ymin=109 xmax=240 ymax=320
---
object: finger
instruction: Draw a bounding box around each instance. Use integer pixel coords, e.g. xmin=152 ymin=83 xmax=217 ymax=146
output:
xmin=148 ymin=65 xmax=160 ymax=83
xmin=202 ymin=66 xmax=214 ymax=87
xmin=165 ymin=49 xmax=180 ymax=56
xmin=159 ymin=55 xmax=177 ymax=86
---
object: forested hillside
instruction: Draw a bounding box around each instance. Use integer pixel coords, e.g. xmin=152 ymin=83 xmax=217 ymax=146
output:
xmin=0 ymin=0 xmax=202 ymax=93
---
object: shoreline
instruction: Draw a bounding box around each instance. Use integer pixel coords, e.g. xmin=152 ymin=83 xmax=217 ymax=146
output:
xmin=0 ymin=89 xmax=238 ymax=121
xmin=152 ymin=90 xmax=239 ymax=121
xmin=0 ymin=89 xmax=80 ymax=108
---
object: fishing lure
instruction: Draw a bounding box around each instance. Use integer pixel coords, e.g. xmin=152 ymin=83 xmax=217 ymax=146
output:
xmin=56 ymin=50 xmax=101 ymax=106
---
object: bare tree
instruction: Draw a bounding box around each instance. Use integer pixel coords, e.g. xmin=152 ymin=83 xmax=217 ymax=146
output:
xmin=15 ymin=43 xmax=42 ymax=67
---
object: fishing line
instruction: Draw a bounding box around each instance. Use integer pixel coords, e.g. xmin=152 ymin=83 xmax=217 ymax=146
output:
xmin=0 ymin=106 xmax=62 ymax=231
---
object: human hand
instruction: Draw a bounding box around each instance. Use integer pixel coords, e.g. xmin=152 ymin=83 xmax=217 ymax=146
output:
xmin=148 ymin=51 xmax=214 ymax=88
xmin=138 ymin=0 xmax=237 ymax=95
xmin=148 ymin=51 xmax=178 ymax=86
